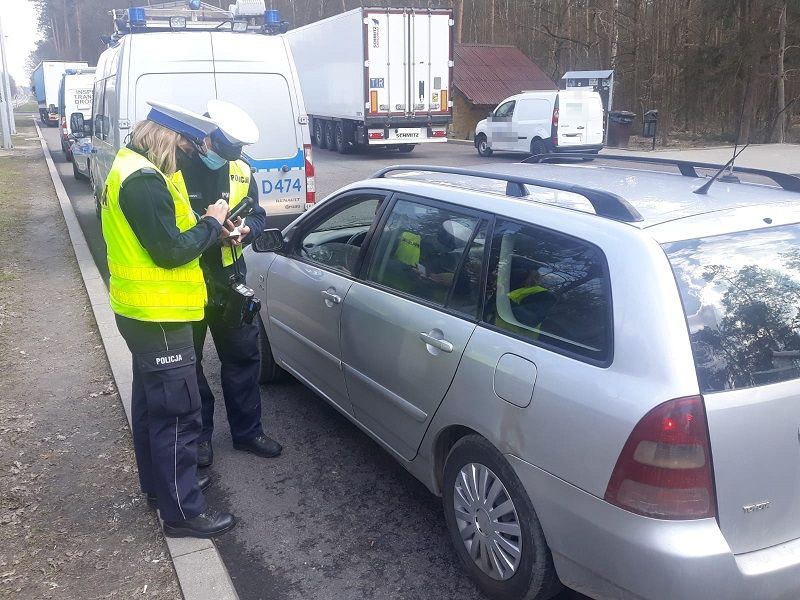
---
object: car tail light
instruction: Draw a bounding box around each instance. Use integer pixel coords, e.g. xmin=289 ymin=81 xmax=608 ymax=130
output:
xmin=551 ymin=107 xmax=559 ymax=146
xmin=368 ymin=131 xmax=384 ymax=140
xmin=604 ymin=395 xmax=716 ymax=519
xmin=552 ymin=107 xmax=559 ymax=128
xmin=61 ymin=117 xmax=68 ymax=136
xmin=303 ymin=143 xmax=315 ymax=208
xmin=432 ymin=129 xmax=446 ymax=138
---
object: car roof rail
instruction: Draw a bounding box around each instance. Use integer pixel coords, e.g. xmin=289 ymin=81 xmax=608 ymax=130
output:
xmin=372 ymin=164 xmax=644 ymax=223
xmin=523 ymin=152 xmax=800 ymax=193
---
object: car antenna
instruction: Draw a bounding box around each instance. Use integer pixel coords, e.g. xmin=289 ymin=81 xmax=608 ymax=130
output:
xmin=694 ymin=96 xmax=797 ymax=195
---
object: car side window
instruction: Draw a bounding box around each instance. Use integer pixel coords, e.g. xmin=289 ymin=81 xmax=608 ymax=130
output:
xmin=367 ymin=198 xmax=479 ymax=307
xmin=494 ymin=100 xmax=516 ymax=119
xmin=483 ymin=219 xmax=611 ymax=363
xmin=298 ymin=194 xmax=383 ymax=275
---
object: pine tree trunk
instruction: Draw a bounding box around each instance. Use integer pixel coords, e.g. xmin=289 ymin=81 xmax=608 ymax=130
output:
xmin=454 ymin=0 xmax=463 ymax=44
xmin=775 ymin=0 xmax=786 ymax=143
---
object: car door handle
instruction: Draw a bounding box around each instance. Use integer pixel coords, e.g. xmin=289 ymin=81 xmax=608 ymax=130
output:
xmin=321 ymin=290 xmax=342 ymax=304
xmin=419 ymin=332 xmax=453 ymax=353
xmin=576 ymin=126 xmax=585 ymax=130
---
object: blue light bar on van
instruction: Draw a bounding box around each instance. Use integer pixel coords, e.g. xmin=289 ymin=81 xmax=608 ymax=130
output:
xmin=128 ymin=7 xmax=146 ymax=26
xmin=264 ymin=9 xmax=280 ymax=25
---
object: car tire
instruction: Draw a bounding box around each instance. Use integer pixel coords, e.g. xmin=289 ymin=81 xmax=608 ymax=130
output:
xmin=398 ymin=144 xmax=415 ymax=153
xmin=443 ymin=435 xmax=562 ymax=600
xmin=530 ymin=138 xmax=548 ymax=157
xmin=325 ymin=121 xmax=337 ymax=151
xmin=336 ymin=123 xmax=351 ymax=154
xmin=257 ymin=314 xmax=284 ymax=384
xmin=94 ymin=189 xmax=102 ymax=220
xmin=65 ymin=148 xmax=73 ymax=162
xmin=314 ymin=120 xmax=326 ymax=148
xmin=72 ymin=159 xmax=88 ymax=181
xmin=476 ymin=134 xmax=493 ymax=157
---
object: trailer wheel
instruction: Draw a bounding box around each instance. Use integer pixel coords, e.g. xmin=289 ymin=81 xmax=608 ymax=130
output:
xmin=398 ymin=144 xmax=415 ymax=153
xmin=336 ymin=123 xmax=352 ymax=154
xmin=324 ymin=121 xmax=337 ymax=151
xmin=314 ymin=120 xmax=326 ymax=148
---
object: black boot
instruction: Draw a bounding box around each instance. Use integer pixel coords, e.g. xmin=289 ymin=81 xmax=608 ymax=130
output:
xmin=147 ymin=475 xmax=211 ymax=509
xmin=197 ymin=440 xmax=214 ymax=468
xmin=233 ymin=434 xmax=282 ymax=458
xmin=163 ymin=509 xmax=236 ymax=539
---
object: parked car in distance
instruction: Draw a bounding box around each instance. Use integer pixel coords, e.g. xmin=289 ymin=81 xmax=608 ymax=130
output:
xmin=248 ymin=155 xmax=800 ymax=600
xmin=58 ymin=68 xmax=95 ymax=160
xmin=475 ymin=89 xmax=604 ymax=157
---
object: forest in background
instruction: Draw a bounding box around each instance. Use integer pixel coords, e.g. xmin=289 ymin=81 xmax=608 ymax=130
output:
xmin=28 ymin=0 xmax=800 ymax=143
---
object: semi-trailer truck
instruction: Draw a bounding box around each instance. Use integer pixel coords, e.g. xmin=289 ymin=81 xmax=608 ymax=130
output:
xmin=32 ymin=61 xmax=90 ymax=126
xmin=286 ymin=7 xmax=453 ymax=153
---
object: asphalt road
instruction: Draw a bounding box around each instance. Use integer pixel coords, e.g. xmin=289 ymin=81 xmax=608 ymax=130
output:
xmin=37 ymin=120 xmax=589 ymax=600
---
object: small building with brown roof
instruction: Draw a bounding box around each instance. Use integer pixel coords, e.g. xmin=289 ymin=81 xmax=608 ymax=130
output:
xmin=452 ymin=44 xmax=557 ymax=140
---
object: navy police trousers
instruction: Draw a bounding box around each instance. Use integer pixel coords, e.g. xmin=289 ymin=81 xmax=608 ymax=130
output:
xmin=192 ymin=306 xmax=264 ymax=444
xmin=116 ymin=315 xmax=206 ymax=522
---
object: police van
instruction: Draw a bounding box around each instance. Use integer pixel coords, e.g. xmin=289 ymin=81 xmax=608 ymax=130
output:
xmin=89 ymin=2 xmax=314 ymax=229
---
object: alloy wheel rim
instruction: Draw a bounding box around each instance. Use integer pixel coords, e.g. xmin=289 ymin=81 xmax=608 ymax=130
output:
xmin=453 ymin=463 xmax=522 ymax=581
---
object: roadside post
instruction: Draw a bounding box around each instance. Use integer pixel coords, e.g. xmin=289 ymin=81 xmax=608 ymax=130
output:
xmin=0 ymin=16 xmax=15 ymax=136
xmin=643 ymin=110 xmax=659 ymax=150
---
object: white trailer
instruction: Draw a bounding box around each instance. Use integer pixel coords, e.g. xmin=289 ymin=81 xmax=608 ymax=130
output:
xmin=286 ymin=7 xmax=453 ymax=153
xmin=31 ymin=61 xmax=89 ymax=126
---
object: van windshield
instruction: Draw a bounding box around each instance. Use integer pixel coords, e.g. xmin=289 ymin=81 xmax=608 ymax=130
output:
xmin=663 ymin=224 xmax=800 ymax=392
xmin=214 ymin=73 xmax=298 ymax=159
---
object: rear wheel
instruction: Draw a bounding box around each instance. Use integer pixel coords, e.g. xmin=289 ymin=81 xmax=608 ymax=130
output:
xmin=476 ymin=134 xmax=493 ymax=157
xmin=336 ymin=122 xmax=351 ymax=154
xmin=257 ymin=314 xmax=284 ymax=384
xmin=398 ymin=144 xmax=415 ymax=153
xmin=324 ymin=121 xmax=337 ymax=151
xmin=313 ymin=119 xmax=326 ymax=148
xmin=530 ymin=138 xmax=548 ymax=157
xmin=443 ymin=435 xmax=562 ymax=600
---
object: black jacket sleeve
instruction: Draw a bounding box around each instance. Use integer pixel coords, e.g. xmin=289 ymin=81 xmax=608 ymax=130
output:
xmin=241 ymin=176 xmax=265 ymax=247
xmin=119 ymin=172 xmax=223 ymax=269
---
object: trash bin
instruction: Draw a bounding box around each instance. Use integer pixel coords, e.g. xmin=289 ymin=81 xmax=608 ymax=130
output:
xmin=607 ymin=110 xmax=636 ymax=147
xmin=643 ymin=110 xmax=659 ymax=138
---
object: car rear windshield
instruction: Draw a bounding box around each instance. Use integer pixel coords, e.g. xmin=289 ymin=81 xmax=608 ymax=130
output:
xmin=663 ymin=224 xmax=800 ymax=392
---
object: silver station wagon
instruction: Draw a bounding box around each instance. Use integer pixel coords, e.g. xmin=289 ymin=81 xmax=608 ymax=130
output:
xmin=248 ymin=155 xmax=800 ymax=600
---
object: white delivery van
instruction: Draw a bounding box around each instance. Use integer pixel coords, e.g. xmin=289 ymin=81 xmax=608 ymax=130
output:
xmin=31 ymin=60 xmax=90 ymax=126
xmin=58 ymin=68 xmax=96 ymax=159
xmin=89 ymin=5 xmax=313 ymax=229
xmin=286 ymin=7 xmax=453 ymax=153
xmin=474 ymin=89 xmax=604 ymax=157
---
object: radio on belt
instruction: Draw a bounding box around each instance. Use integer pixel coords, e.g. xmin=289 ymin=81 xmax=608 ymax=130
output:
xmin=221 ymin=196 xmax=262 ymax=327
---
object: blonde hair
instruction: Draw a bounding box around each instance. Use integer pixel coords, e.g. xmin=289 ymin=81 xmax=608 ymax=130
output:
xmin=130 ymin=120 xmax=186 ymax=175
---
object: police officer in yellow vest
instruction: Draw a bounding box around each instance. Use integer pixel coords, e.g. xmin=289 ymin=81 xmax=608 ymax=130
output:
xmin=175 ymin=100 xmax=282 ymax=468
xmin=103 ymin=101 xmax=237 ymax=539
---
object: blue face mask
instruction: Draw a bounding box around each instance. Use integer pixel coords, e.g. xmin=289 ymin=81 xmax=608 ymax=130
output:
xmin=199 ymin=149 xmax=227 ymax=170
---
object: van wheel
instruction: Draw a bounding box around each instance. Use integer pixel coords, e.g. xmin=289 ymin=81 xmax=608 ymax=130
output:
xmin=257 ymin=314 xmax=284 ymax=384
xmin=443 ymin=435 xmax=562 ymax=600
xmin=314 ymin=120 xmax=326 ymax=148
xmin=94 ymin=189 xmax=102 ymax=220
xmin=72 ymin=159 xmax=88 ymax=181
xmin=476 ymin=134 xmax=493 ymax=157
xmin=324 ymin=122 xmax=337 ymax=151
xmin=336 ymin=123 xmax=351 ymax=154
xmin=530 ymin=138 xmax=548 ymax=157
xmin=398 ymin=144 xmax=415 ymax=153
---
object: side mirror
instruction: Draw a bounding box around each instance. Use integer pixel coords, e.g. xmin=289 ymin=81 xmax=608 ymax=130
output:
xmin=70 ymin=112 xmax=85 ymax=136
xmin=252 ymin=228 xmax=285 ymax=253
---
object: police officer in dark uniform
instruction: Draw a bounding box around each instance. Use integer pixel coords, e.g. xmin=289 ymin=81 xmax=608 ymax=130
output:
xmin=175 ymin=100 xmax=282 ymax=467
xmin=103 ymin=100 xmax=237 ymax=538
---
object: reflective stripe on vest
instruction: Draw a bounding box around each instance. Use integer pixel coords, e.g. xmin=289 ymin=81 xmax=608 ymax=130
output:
xmin=222 ymin=160 xmax=251 ymax=268
xmin=103 ymin=147 xmax=206 ymax=322
xmin=508 ymin=285 xmax=548 ymax=304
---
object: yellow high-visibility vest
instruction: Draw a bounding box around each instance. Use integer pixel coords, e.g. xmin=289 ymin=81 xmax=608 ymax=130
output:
xmin=103 ymin=147 xmax=207 ymax=322
xmin=395 ymin=231 xmax=421 ymax=267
